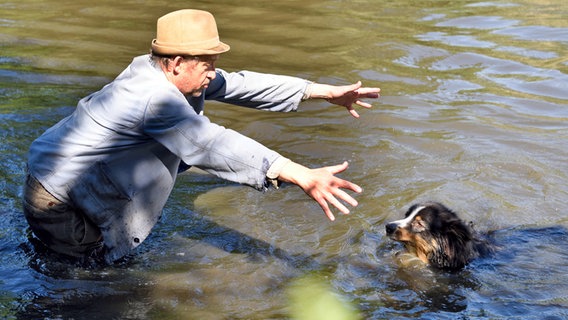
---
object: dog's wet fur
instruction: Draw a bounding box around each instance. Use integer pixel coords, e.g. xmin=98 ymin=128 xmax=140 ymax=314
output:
xmin=386 ymin=202 xmax=494 ymax=270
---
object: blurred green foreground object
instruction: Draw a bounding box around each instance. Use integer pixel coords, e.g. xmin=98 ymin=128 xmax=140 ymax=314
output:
xmin=287 ymin=275 xmax=361 ymax=320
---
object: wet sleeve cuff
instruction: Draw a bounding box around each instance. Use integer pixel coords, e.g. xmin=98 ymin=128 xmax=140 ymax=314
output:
xmin=266 ymin=156 xmax=292 ymax=189
xmin=301 ymin=82 xmax=314 ymax=101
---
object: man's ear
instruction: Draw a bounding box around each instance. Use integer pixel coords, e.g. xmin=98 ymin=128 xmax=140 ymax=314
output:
xmin=171 ymin=56 xmax=186 ymax=75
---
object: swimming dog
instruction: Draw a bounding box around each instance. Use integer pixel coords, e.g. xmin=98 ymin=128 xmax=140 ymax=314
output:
xmin=385 ymin=202 xmax=493 ymax=270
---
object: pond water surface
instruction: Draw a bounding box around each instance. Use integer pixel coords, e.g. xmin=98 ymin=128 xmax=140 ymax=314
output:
xmin=1 ymin=0 xmax=568 ymax=319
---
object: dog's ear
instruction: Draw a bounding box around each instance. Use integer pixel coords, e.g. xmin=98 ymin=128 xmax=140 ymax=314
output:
xmin=445 ymin=218 xmax=473 ymax=242
xmin=436 ymin=219 xmax=474 ymax=269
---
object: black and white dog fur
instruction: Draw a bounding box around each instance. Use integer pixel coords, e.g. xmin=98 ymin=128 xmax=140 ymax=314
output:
xmin=385 ymin=202 xmax=493 ymax=270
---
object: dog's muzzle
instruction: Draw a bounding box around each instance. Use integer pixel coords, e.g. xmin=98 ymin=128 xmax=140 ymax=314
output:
xmin=385 ymin=223 xmax=398 ymax=236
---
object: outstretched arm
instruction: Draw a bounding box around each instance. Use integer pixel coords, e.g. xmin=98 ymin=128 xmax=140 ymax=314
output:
xmin=276 ymin=160 xmax=362 ymax=221
xmin=305 ymin=81 xmax=381 ymax=118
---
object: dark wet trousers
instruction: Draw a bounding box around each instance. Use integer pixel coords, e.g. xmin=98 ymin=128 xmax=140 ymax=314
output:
xmin=22 ymin=174 xmax=105 ymax=261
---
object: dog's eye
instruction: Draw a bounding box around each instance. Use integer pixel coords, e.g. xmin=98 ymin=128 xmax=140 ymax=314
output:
xmin=411 ymin=219 xmax=427 ymax=232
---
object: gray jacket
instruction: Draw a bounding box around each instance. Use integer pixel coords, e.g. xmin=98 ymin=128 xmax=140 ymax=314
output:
xmin=27 ymin=54 xmax=310 ymax=261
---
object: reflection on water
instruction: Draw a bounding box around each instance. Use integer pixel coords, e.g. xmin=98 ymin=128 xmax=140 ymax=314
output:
xmin=1 ymin=0 xmax=568 ymax=318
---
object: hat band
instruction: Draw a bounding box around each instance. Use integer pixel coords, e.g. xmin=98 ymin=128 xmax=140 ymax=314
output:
xmin=154 ymin=36 xmax=221 ymax=50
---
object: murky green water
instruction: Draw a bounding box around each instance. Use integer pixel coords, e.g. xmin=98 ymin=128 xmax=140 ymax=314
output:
xmin=1 ymin=0 xmax=568 ymax=319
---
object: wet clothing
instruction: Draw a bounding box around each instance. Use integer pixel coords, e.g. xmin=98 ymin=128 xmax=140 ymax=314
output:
xmin=23 ymin=174 xmax=103 ymax=258
xmin=24 ymin=54 xmax=310 ymax=262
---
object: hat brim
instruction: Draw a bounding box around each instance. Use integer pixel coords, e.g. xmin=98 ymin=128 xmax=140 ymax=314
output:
xmin=151 ymin=40 xmax=230 ymax=56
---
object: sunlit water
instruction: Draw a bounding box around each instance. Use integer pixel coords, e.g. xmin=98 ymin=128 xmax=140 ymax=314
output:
xmin=1 ymin=0 xmax=568 ymax=319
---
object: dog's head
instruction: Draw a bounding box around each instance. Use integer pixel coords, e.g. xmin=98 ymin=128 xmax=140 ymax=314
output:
xmin=385 ymin=202 xmax=477 ymax=270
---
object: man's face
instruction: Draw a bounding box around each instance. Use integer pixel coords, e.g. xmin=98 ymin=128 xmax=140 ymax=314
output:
xmin=178 ymin=54 xmax=219 ymax=97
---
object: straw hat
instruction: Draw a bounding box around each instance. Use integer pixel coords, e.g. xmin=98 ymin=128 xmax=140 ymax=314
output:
xmin=151 ymin=9 xmax=230 ymax=56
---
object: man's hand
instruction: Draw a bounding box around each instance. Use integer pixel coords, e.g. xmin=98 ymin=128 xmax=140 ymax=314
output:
xmin=308 ymin=81 xmax=381 ymax=118
xmin=277 ymin=161 xmax=362 ymax=221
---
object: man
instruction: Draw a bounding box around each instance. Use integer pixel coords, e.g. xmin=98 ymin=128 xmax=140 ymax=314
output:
xmin=22 ymin=9 xmax=381 ymax=264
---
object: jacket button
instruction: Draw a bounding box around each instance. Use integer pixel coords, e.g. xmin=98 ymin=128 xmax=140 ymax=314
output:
xmin=133 ymin=237 xmax=140 ymax=243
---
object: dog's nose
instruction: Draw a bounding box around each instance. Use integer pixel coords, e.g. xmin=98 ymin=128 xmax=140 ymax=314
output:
xmin=385 ymin=223 xmax=397 ymax=235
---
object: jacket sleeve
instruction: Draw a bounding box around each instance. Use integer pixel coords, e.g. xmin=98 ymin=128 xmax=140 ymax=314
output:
xmin=143 ymin=89 xmax=282 ymax=190
xmin=204 ymin=69 xmax=311 ymax=112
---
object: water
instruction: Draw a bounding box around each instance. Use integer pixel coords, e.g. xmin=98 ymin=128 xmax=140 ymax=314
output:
xmin=1 ymin=0 xmax=568 ymax=318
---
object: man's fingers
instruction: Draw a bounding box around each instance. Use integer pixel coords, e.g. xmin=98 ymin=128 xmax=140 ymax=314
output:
xmin=356 ymin=87 xmax=381 ymax=97
xmin=348 ymin=81 xmax=362 ymax=92
xmin=348 ymin=108 xmax=360 ymax=118
xmin=355 ymin=100 xmax=373 ymax=109
xmin=327 ymin=194 xmax=350 ymax=215
xmin=333 ymin=188 xmax=359 ymax=207
xmin=327 ymin=161 xmax=349 ymax=175
xmin=318 ymin=200 xmax=336 ymax=221
xmin=309 ymin=161 xmax=364 ymax=221
xmin=320 ymin=181 xmax=362 ymax=220
xmin=342 ymin=180 xmax=363 ymax=194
